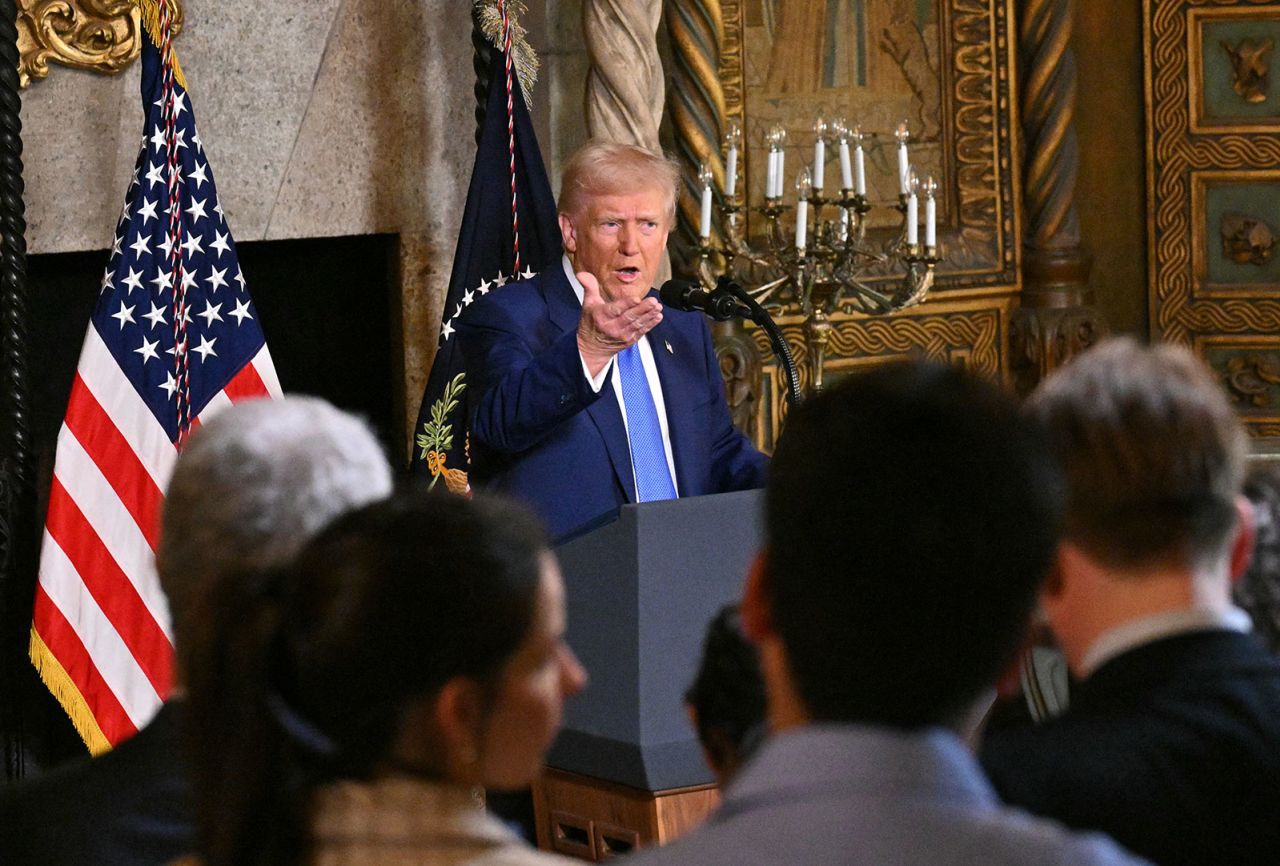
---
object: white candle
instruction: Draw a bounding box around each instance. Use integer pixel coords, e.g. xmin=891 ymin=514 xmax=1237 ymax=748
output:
xmin=724 ymin=120 xmax=742 ymax=198
xmin=796 ymin=166 xmax=812 ymax=250
xmin=925 ymin=191 xmax=936 ymax=247
xmin=895 ymin=121 xmax=911 ymax=195
xmin=777 ymin=148 xmax=786 ymax=198
xmin=906 ymin=190 xmax=919 ymax=245
xmin=838 ymin=138 xmax=853 ymax=190
xmin=813 ymin=138 xmax=825 ymax=191
xmin=766 ymin=149 xmax=778 ymax=199
xmin=699 ymin=183 xmax=713 ymax=239
xmin=854 ymin=140 xmax=867 ymax=195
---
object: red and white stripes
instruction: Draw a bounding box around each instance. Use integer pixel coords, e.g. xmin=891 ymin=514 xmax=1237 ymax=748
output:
xmin=32 ymin=326 xmax=280 ymax=752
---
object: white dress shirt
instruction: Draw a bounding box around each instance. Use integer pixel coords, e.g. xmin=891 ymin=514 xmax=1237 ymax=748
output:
xmin=1080 ymin=605 xmax=1253 ymax=677
xmin=564 ymin=255 xmax=679 ymax=496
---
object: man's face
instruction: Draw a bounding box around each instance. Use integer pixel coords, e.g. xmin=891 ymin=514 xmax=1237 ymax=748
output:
xmin=559 ymin=186 xmax=671 ymax=303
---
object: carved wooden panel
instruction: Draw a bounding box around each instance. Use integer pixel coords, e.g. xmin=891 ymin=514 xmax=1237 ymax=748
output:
xmin=746 ymin=297 xmax=1012 ymax=450
xmin=1146 ymin=0 xmax=1280 ymax=439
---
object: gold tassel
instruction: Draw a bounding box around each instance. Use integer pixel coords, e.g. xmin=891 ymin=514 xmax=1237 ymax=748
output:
xmin=135 ymin=0 xmax=189 ymax=91
xmin=29 ymin=628 xmax=113 ymax=756
xmin=473 ymin=0 xmax=539 ymax=108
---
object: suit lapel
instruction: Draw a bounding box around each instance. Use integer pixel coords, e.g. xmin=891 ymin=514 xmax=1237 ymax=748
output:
xmin=543 ymin=265 xmax=637 ymax=503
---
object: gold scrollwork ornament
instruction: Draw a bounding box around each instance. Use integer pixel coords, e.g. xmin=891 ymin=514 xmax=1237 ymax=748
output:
xmin=17 ymin=0 xmax=183 ymax=89
xmin=1221 ymin=211 xmax=1277 ymax=266
xmin=1222 ymin=37 xmax=1274 ymax=105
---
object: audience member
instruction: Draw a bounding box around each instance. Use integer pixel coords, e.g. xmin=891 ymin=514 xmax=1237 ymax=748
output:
xmin=183 ymin=490 xmax=586 ymax=866
xmin=684 ymin=605 xmax=766 ymax=786
xmin=0 ymin=398 xmax=393 ymax=866
xmin=1238 ymin=463 xmax=1280 ymax=653
xmin=632 ymin=362 xmax=1146 ymax=866
xmin=980 ymin=338 xmax=1280 ymax=866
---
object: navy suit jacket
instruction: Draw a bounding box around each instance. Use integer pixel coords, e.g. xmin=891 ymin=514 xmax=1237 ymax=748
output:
xmin=460 ymin=266 xmax=766 ymax=541
xmin=981 ymin=630 xmax=1280 ymax=866
xmin=0 ymin=701 xmax=194 ymax=866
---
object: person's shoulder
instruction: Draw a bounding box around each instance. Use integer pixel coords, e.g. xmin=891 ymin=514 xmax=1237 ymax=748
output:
xmin=467 ymin=270 xmax=559 ymax=324
xmin=961 ymin=806 xmax=1152 ymax=865
xmin=462 ymin=843 xmax=579 ymax=866
xmin=1 ymin=747 xmax=111 ymax=813
xmin=980 ymin=709 xmax=1129 ymax=804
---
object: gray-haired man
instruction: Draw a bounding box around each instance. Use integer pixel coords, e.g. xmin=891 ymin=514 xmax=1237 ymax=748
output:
xmin=1 ymin=397 xmax=393 ymax=866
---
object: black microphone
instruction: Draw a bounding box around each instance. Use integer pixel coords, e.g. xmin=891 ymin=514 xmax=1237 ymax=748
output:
xmin=658 ymin=279 xmax=744 ymax=321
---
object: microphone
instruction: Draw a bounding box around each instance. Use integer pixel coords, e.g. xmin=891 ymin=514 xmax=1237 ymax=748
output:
xmin=658 ymin=279 xmax=745 ymax=321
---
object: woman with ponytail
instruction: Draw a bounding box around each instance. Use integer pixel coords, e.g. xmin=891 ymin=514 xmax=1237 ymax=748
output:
xmin=182 ymin=490 xmax=586 ymax=866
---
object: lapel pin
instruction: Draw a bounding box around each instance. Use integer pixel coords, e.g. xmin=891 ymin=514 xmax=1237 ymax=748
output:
xmin=665 ymin=340 xmax=674 ymax=355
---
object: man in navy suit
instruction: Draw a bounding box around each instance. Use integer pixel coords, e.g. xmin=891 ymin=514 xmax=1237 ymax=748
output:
xmin=461 ymin=141 xmax=766 ymax=541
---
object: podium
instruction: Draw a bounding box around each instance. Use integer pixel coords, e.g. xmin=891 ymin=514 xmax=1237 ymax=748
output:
xmin=533 ymin=490 xmax=763 ymax=859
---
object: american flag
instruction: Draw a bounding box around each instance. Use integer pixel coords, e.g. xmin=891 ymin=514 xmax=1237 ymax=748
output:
xmin=28 ymin=14 xmax=280 ymax=753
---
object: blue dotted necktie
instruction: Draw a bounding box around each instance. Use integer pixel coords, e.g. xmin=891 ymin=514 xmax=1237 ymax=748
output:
xmin=617 ymin=344 xmax=677 ymax=502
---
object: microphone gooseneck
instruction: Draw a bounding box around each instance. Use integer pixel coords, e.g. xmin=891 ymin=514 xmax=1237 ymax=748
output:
xmin=658 ymin=277 xmax=801 ymax=407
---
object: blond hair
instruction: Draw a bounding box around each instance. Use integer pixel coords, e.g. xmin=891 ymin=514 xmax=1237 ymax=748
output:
xmin=558 ymin=140 xmax=680 ymax=223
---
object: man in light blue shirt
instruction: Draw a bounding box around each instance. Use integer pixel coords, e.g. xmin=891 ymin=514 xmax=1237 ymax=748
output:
xmin=632 ymin=362 xmax=1147 ymax=866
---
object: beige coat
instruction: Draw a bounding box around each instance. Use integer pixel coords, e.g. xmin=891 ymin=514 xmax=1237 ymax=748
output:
xmin=309 ymin=777 xmax=574 ymax=866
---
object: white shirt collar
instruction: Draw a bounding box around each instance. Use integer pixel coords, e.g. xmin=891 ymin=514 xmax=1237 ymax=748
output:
xmin=1080 ymin=605 xmax=1253 ymax=677
xmin=563 ymin=255 xmax=585 ymax=305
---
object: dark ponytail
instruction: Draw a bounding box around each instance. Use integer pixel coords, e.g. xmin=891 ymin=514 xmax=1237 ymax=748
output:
xmin=182 ymin=490 xmax=548 ymax=866
xmin=181 ymin=561 xmax=316 ymax=866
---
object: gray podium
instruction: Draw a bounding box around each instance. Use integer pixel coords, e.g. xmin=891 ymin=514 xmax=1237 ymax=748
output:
xmin=548 ymin=489 xmax=764 ymax=792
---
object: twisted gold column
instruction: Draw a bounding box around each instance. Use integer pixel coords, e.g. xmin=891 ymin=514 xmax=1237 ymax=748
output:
xmin=1010 ymin=0 xmax=1106 ymax=394
xmin=665 ymin=0 xmax=726 ymax=253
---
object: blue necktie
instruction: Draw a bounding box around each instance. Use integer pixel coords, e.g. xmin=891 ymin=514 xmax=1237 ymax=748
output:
xmin=617 ymin=343 xmax=677 ymax=502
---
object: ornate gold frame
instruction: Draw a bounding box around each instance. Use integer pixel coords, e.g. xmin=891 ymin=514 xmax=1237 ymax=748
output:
xmin=665 ymin=0 xmax=1023 ymax=447
xmin=1146 ymin=0 xmax=1280 ymax=439
xmin=1186 ymin=6 xmax=1280 ymax=134
xmin=17 ymin=0 xmax=182 ymax=88
xmin=735 ymin=0 xmax=1017 ymax=288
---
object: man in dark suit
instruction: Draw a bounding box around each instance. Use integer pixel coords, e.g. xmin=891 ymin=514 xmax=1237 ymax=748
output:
xmin=0 ymin=398 xmax=392 ymax=866
xmin=980 ymin=338 xmax=1280 ymax=866
xmin=461 ymin=141 xmax=766 ymax=542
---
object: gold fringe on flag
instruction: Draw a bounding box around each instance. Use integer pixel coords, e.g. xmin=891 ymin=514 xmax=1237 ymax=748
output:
xmin=474 ymin=0 xmax=538 ymax=107
xmin=135 ymin=0 xmax=189 ymax=91
xmin=29 ymin=627 xmax=113 ymax=756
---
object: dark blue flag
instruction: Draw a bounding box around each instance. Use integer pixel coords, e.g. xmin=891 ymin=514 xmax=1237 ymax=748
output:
xmin=411 ymin=53 xmax=560 ymax=488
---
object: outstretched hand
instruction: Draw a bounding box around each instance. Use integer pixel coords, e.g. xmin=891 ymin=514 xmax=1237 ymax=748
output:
xmin=577 ymin=271 xmax=662 ymax=377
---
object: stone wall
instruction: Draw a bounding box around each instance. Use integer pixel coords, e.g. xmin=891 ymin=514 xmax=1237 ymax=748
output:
xmin=20 ymin=0 xmax=479 ymax=454
xmin=22 ymin=0 xmax=476 ymax=252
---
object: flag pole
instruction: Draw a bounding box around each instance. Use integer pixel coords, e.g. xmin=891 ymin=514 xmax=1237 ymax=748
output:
xmin=472 ymin=7 xmax=495 ymax=146
xmin=0 ymin=0 xmax=35 ymax=781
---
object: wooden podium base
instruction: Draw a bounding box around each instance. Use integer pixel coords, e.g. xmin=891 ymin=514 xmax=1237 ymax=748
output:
xmin=531 ymin=768 xmax=719 ymax=860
